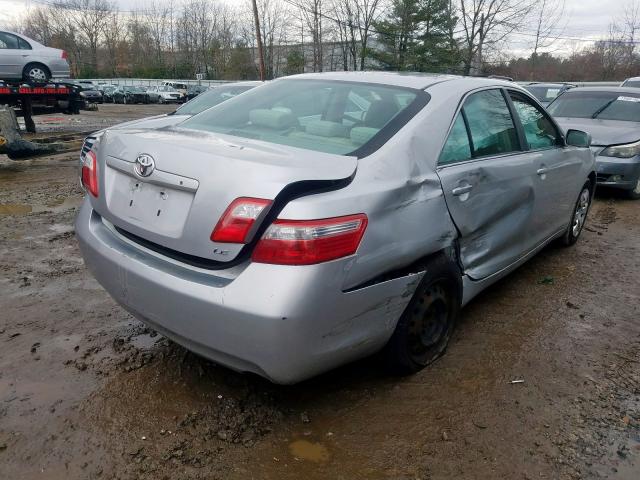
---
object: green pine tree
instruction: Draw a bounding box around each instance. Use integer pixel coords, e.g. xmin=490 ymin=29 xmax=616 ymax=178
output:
xmin=373 ymin=0 xmax=459 ymax=73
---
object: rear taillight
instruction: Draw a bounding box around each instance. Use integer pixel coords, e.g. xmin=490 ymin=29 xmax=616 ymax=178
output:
xmin=81 ymin=150 xmax=98 ymax=197
xmin=61 ymin=50 xmax=68 ymax=60
xmin=211 ymin=197 xmax=272 ymax=243
xmin=252 ymin=214 xmax=368 ymax=265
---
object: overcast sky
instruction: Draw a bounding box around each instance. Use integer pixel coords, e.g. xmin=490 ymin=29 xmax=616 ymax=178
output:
xmin=0 ymin=0 xmax=631 ymax=57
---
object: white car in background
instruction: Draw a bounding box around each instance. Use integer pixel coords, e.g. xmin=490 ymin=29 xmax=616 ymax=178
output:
xmin=0 ymin=30 xmax=70 ymax=82
xmin=147 ymin=85 xmax=183 ymax=104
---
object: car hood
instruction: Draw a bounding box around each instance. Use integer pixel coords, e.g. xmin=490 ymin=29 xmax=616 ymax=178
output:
xmin=554 ymin=117 xmax=640 ymax=146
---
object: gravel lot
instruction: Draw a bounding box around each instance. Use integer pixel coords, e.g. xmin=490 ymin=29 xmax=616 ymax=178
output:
xmin=0 ymin=105 xmax=638 ymax=479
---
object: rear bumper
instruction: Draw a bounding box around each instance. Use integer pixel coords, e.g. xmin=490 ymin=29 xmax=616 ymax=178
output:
xmin=595 ymin=155 xmax=640 ymax=190
xmin=48 ymin=59 xmax=70 ymax=78
xmin=75 ymin=200 xmax=420 ymax=383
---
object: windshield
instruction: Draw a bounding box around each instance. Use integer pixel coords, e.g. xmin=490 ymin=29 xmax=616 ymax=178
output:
xmin=176 ymin=85 xmax=253 ymax=115
xmin=622 ymin=80 xmax=640 ymax=88
xmin=525 ymin=86 xmax=563 ymax=102
xmin=158 ymin=86 xmax=176 ymax=92
xmin=548 ymin=91 xmax=640 ymax=121
xmin=124 ymin=86 xmax=144 ymax=92
xmin=180 ymin=79 xmax=424 ymax=156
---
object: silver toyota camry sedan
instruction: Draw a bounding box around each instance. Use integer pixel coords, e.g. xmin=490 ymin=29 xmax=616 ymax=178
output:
xmin=76 ymin=72 xmax=595 ymax=384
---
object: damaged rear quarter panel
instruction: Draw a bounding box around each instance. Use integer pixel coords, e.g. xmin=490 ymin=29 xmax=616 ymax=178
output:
xmin=277 ymin=98 xmax=460 ymax=291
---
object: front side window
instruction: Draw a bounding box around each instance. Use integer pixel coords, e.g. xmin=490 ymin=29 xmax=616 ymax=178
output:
xmin=463 ymin=89 xmax=520 ymax=158
xmin=548 ymin=91 xmax=640 ymax=122
xmin=180 ymin=79 xmax=426 ymax=156
xmin=17 ymin=37 xmax=31 ymax=49
xmin=510 ymin=93 xmax=559 ymax=150
xmin=0 ymin=32 xmax=19 ymax=49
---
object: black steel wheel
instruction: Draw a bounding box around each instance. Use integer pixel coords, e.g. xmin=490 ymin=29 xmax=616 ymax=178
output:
xmin=385 ymin=254 xmax=461 ymax=375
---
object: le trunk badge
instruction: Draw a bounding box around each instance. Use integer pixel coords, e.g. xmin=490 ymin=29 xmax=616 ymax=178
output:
xmin=134 ymin=154 xmax=155 ymax=178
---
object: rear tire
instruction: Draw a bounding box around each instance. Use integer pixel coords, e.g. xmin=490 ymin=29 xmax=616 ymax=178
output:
xmin=625 ymin=178 xmax=640 ymax=200
xmin=561 ymin=181 xmax=593 ymax=246
xmin=385 ymin=255 xmax=461 ymax=375
xmin=22 ymin=63 xmax=50 ymax=82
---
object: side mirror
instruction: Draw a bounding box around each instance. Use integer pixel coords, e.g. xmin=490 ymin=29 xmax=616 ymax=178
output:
xmin=566 ymin=129 xmax=591 ymax=148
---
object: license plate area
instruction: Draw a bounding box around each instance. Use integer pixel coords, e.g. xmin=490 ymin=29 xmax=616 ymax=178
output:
xmin=106 ymin=169 xmax=194 ymax=238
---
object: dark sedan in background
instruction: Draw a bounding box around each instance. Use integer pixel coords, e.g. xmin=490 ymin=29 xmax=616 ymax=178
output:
xmin=186 ymin=84 xmax=207 ymax=100
xmin=75 ymin=83 xmax=103 ymax=104
xmin=549 ymin=87 xmax=640 ymax=199
xmin=525 ymin=82 xmax=576 ymax=107
xmin=112 ymin=86 xmax=149 ymax=104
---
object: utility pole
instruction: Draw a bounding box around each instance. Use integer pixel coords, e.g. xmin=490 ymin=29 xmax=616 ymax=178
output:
xmin=252 ymin=0 xmax=266 ymax=81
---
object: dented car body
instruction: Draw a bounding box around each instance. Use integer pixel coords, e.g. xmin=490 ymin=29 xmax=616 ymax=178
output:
xmin=75 ymin=72 xmax=596 ymax=383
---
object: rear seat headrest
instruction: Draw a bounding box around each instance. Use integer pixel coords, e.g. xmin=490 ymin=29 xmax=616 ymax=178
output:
xmin=350 ymin=127 xmax=379 ymax=146
xmin=305 ymin=120 xmax=349 ymax=138
xmin=249 ymin=109 xmax=296 ymax=129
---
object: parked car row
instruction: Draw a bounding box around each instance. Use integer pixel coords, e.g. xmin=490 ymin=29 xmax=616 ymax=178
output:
xmin=520 ymin=79 xmax=640 ymax=199
xmin=77 ymin=73 xmax=599 ymax=384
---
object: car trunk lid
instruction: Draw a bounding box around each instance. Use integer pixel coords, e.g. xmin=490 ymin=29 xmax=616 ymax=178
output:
xmin=90 ymin=127 xmax=357 ymax=264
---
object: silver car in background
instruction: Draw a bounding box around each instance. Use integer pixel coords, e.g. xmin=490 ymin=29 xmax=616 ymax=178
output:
xmin=0 ymin=30 xmax=70 ymax=82
xmin=76 ymin=73 xmax=595 ymax=383
xmin=549 ymin=87 xmax=640 ymax=199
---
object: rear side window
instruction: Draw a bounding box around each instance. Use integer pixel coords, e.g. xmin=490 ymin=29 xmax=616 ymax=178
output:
xmin=439 ymin=89 xmax=520 ymax=165
xmin=18 ymin=37 xmax=31 ymax=49
xmin=181 ymin=79 xmax=427 ymax=156
xmin=439 ymin=114 xmax=471 ymax=165
xmin=510 ymin=93 xmax=559 ymax=150
xmin=464 ymin=90 xmax=519 ymax=158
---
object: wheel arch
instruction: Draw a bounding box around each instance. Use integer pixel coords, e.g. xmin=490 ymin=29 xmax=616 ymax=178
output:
xmin=23 ymin=62 xmax=51 ymax=79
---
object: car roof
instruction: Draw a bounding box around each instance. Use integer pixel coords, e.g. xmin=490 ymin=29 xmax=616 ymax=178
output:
xmin=215 ymin=81 xmax=264 ymax=88
xmin=526 ymin=82 xmax=574 ymax=87
xmin=279 ymin=71 xmax=518 ymax=91
xmin=560 ymin=86 xmax=640 ymax=94
xmin=623 ymin=77 xmax=640 ymax=82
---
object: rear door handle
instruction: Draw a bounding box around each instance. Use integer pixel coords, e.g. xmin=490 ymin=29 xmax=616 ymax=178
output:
xmin=452 ymin=185 xmax=473 ymax=196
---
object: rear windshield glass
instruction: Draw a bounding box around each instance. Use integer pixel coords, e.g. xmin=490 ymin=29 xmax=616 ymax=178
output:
xmin=548 ymin=91 xmax=640 ymax=121
xmin=622 ymin=80 xmax=640 ymax=88
xmin=176 ymin=85 xmax=254 ymax=115
xmin=525 ymin=86 xmax=563 ymax=102
xmin=180 ymin=79 xmax=425 ymax=156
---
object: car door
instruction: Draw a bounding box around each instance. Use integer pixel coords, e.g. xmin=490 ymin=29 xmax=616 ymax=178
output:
xmin=507 ymin=90 xmax=583 ymax=239
xmin=0 ymin=32 xmax=24 ymax=78
xmin=437 ymin=88 xmax=538 ymax=280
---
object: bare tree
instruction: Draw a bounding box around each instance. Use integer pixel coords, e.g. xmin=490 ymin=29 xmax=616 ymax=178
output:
xmin=63 ymin=0 xmax=114 ymax=74
xmin=529 ymin=0 xmax=565 ymax=79
xmin=459 ymin=0 xmax=535 ymax=75
xmin=354 ymin=0 xmax=381 ymax=70
xmin=103 ymin=12 xmax=126 ymax=76
xmin=621 ymin=0 xmax=640 ymax=75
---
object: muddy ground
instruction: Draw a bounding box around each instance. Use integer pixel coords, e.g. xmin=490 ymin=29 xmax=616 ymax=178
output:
xmin=0 ymin=104 xmax=639 ymax=480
